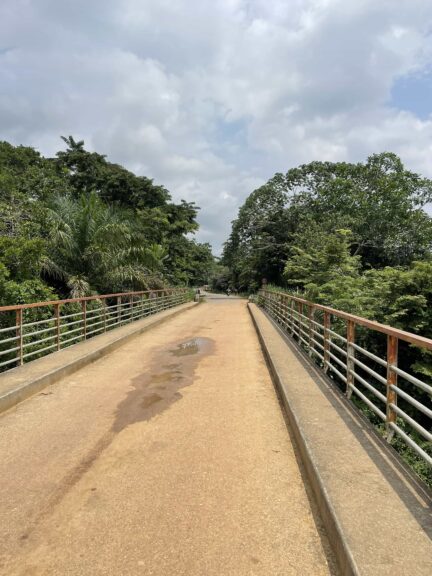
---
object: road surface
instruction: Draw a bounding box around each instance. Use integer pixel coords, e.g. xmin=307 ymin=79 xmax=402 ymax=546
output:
xmin=0 ymin=297 xmax=334 ymax=575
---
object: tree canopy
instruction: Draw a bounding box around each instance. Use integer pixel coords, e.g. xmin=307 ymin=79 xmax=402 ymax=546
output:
xmin=223 ymin=153 xmax=432 ymax=291
xmin=0 ymin=137 xmax=215 ymax=304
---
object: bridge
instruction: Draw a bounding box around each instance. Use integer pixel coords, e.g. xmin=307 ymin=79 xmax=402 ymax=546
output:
xmin=0 ymin=290 xmax=431 ymax=575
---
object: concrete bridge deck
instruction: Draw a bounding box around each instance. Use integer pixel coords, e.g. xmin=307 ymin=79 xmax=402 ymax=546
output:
xmin=0 ymin=297 xmax=334 ymax=575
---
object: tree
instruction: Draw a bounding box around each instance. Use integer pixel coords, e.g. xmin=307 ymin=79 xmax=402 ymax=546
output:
xmin=223 ymin=176 xmax=294 ymax=290
xmin=0 ymin=140 xmax=70 ymax=238
xmin=223 ymin=152 xmax=432 ymax=292
xmin=0 ymin=137 xmax=212 ymax=303
xmin=56 ymin=136 xmax=170 ymax=208
xmin=42 ymin=192 xmax=166 ymax=297
xmin=286 ymin=153 xmax=432 ymax=267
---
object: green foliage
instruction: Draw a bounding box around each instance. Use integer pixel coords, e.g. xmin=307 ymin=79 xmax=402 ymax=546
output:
xmin=57 ymin=136 xmax=170 ymax=209
xmin=0 ymin=278 xmax=57 ymax=307
xmin=42 ymin=191 xmax=165 ymax=296
xmin=0 ymin=141 xmax=71 ymax=239
xmin=223 ymin=176 xmax=291 ymax=290
xmin=223 ymin=152 xmax=432 ymax=291
xmin=210 ymin=263 xmax=232 ymax=292
xmin=0 ymin=237 xmax=46 ymax=281
xmin=0 ymin=138 xmax=215 ymax=304
xmin=284 ymin=229 xmax=361 ymax=292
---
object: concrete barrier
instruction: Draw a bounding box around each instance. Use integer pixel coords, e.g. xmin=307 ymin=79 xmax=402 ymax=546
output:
xmin=248 ymin=302 xmax=432 ymax=576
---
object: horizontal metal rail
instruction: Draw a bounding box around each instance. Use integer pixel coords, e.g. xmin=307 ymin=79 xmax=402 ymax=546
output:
xmin=259 ymin=289 xmax=432 ymax=472
xmin=0 ymin=289 xmax=192 ymax=371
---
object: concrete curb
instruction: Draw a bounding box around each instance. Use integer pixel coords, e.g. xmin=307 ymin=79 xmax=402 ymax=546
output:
xmin=247 ymin=302 xmax=358 ymax=575
xmin=0 ymin=302 xmax=197 ymax=415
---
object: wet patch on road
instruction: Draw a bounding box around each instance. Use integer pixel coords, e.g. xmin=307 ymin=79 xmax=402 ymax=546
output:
xmin=13 ymin=336 xmax=214 ymax=548
xmin=170 ymin=337 xmax=211 ymax=357
xmin=112 ymin=336 xmax=214 ymax=433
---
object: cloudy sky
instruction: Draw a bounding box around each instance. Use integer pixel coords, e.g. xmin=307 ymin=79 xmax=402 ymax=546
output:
xmin=1 ymin=0 xmax=432 ymax=253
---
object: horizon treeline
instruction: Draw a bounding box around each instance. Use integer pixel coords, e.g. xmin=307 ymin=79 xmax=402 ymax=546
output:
xmin=0 ymin=137 xmax=215 ymax=306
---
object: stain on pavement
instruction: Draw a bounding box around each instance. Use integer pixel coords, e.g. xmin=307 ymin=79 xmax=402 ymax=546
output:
xmin=112 ymin=336 xmax=214 ymax=432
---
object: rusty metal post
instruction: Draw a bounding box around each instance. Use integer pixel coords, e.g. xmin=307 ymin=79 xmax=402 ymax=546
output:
xmin=117 ymin=296 xmax=121 ymax=323
xmin=290 ymin=299 xmax=294 ymax=335
xmin=16 ymin=309 xmax=23 ymax=365
xmin=324 ymin=312 xmax=330 ymax=372
xmin=82 ymin=301 xmax=87 ymax=340
xmin=308 ymin=306 xmax=314 ymax=356
xmin=386 ymin=335 xmax=398 ymax=441
xmin=346 ymin=320 xmax=355 ymax=399
xmin=298 ymin=302 xmax=303 ymax=341
xmin=283 ymin=295 xmax=289 ymax=331
xmin=54 ymin=303 xmax=61 ymax=351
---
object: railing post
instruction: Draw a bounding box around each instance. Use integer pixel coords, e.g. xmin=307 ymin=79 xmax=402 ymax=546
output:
xmin=386 ymin=335 xmax=398 ymax=441
xmin=283 ymin=295 xmax=289 ymax=331
xmin=103 ymin=298 xmax=107 ymax=332
xmin=82 ymin=301 xmax=87 ymax=340
xmin=346 ymin=320 xmax=355 ymax=399
xmin=54 ymin=303 xmax=61 ymax=351
xmin=130 ymin=295 xmax=134 ymax=322
xmin=16 ymin=309 xmax=23 ymax=366
xmin=308 ymin=306 xmax=314 ymax=356
xmin=298 ymin=302 xmax=303 ymax=341
xmin=324 ymin=312 xmax=330 ymax=372
xmin=281 ymin=294 xmax=285 ymax=325
xmin=117 ymin=296 xmax=121 ymax=324
xmin=290 ymin=299 xmax=294 ymax=335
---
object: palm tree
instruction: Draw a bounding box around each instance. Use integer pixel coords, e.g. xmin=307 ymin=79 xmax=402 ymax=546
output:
xmin=42 ymin=192 xmax=166 ymax=297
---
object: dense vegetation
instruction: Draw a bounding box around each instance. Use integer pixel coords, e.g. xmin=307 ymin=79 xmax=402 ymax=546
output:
xmin=222 ymin=152 xmax=432 ymax=485
xmin=223 ymin=152 xmax=432 ymax=339
xmin=0 ymin=137 xmax=215 ymax=306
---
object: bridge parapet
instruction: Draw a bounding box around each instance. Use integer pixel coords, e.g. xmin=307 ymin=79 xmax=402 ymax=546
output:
xmin=259 ymin=289 xmax=432 ymax=478
xmin=250 ymin=300 xmax=432 ymax=575
xmin=0 ymin=288 xmax=192 ymax=372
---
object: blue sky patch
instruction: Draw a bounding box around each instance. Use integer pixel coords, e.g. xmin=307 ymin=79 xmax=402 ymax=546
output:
xmin=390 ymin=72 xmax=432 ymax=119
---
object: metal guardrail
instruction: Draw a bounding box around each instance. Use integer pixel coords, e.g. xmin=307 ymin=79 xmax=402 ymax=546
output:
xmin=0 ymin=288 xmax=192 ymax=372
xmin=259 ymin=289 xmax=432 ymax=468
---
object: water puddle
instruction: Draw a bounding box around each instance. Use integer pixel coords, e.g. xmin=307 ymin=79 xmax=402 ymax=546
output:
xmin=170 ymin=337 xmax=211 ymax=357
xmin=112 ymin=336 xmax=214 ymax=432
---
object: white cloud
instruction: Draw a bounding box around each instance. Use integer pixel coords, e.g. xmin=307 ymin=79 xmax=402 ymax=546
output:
xmin=1 ymin=0 xmax=432 ymax=253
